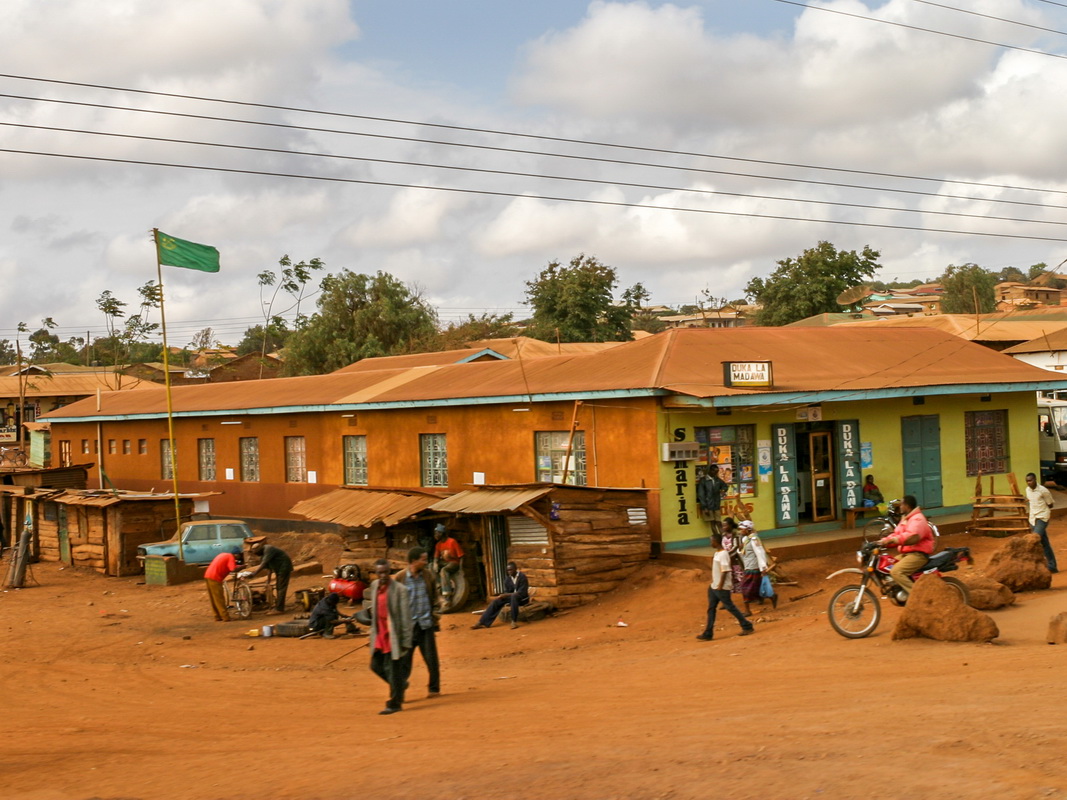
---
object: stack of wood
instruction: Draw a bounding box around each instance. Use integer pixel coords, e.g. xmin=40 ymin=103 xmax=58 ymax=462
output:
xmin=969 ymin=473 xmax=1030 ymax=538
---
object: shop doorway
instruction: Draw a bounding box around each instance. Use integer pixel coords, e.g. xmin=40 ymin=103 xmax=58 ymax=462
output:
xmin=794 ymin=423 xmax=837 ymax=523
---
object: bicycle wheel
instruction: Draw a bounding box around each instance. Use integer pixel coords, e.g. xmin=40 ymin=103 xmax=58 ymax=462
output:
xmin=13 ymin=451 xmax=27 ymax=466
xmin=233 ymin=584 xmax=253 ymax=619
xmin=862 ymin=518 xmax=892 ymax=543
xmin=828 ymin=584 xmax=881 ymax=639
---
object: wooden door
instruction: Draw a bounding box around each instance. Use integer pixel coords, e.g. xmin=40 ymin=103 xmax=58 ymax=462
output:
xmin=809 ymin=431 xmax=836 ymax=522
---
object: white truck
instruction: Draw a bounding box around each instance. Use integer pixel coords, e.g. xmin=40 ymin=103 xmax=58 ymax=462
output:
xmin=1037 ymin=396 xmax=1067 ymax=483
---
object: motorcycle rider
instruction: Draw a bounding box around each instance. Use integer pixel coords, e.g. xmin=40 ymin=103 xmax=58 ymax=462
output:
xmin=877 ymin=494 xmax=935 ymax=593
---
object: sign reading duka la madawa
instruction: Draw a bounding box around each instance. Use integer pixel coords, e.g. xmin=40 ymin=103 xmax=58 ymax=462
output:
xmin=722 ymin=361 xmax=773 ymax=389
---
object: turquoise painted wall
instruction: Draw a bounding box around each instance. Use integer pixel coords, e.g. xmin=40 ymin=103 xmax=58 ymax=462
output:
xmin=658 ymin=390 xmax=1038 ymax=548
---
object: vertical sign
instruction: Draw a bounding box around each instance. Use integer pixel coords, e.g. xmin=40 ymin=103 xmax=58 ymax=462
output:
xmin=836 ymin=419 xmax=862 ymax=511
xmin=672 ymin=427 xmax=692 ymax=528
xmin=773 ymin=423 xmax=797 ymax=527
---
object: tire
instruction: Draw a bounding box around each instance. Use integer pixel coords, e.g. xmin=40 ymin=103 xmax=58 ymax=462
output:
xmin=273 ymin=621 xmax=312 ymax=638
xmin=862 ymin=519 xmax=892 ymax=543
xmin=439 ymin=569 xmax=470 ymax=614
xmin=828 ymin=584 xmax=881 ymax=639
xmin=942 ymin=576 xmax=971 ymax=606
xmin=233 ymin=584 xmax=253 ymax=620
xmin=13 ymin=452 xmax=27 ymax=466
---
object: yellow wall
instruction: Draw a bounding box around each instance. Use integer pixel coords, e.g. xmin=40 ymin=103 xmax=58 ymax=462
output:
xmin=658 ymin=390 xmax=1038 ymax=547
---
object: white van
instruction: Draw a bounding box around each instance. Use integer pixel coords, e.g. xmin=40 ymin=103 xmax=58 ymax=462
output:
xmin=1037 ymin=397 xmax=1067 ymax=482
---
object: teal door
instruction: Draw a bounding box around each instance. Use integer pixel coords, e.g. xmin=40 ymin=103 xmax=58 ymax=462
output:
xmin=901 ymin=415 xmax=942 ymax=509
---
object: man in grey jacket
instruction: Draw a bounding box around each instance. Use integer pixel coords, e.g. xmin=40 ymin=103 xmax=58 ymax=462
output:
xmin=368 ymin=558 xmax=413 ymax=715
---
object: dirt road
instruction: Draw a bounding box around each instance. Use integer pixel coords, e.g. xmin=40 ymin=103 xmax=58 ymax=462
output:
xmin=2 ymin=527 xmax=1065 ymax=800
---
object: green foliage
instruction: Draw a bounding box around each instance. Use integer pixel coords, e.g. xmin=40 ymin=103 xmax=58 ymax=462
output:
xmin=1028 ymin=263 xmax=1050 ymax=281
xmin=869 ymin=278 xmax=925 ymax=292
xmin=434 ymin=313 xmax=520 ymax=351
xmin=282 ymin=270 xmax=438 ymax=375
xmin=996 ymin=266 xmax=1026 ymax=284
xmin=94 ymin=281 xmax=161 ymax=367
xmin=0 ymin=339 xmax=15 ymax=365
xmin=745 ymin=242 xmax=881 ymax=326
xmin=236 ymin=322 xmax=291 ymax=356
xmin=939 ymin=263 xmax=997 ymax=314
xmin=524 ymin=254 xmax=635 ymax=343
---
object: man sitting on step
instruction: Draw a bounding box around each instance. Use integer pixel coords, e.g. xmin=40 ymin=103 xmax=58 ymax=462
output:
xmin=471 ymin=561 xmax=529 ymax=630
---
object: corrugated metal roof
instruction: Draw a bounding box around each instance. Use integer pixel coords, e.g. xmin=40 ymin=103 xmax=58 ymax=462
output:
xmin=290 ymin=488 xmax=442 ymax=528
xmin=429 ymin=487 xmax=553 ymax=514
xmin=332 ymin=348 xmax=499 ymax=373
xmin=40 ymin=326 xmax=1067 ymax=421
xmin=50 ymin=489 xmax=219 ymax=507
xmin=0 ymin=371 xmax=151 ymax=397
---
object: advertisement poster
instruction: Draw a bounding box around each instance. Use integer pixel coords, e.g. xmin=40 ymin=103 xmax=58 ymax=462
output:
xmin=861 ymin=441 xmax=873 ymax=470
xmin=757 ymin=439 xmax=772 ymax=483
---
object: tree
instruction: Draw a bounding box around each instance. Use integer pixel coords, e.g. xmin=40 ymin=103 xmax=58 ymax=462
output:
xmin=939 ymin=263 xmax=997 ymax=315
xmin=745 ymin=241 xmax=881 ymax=326
xmin=282 ymin=270 xmax=438 ymax=375
xmin=1029 ymin=263 xmax=1050 ymax=281
xmin=434 ymin=313 xmax=520 ymax=351
xmin=256 ymin=255 xmax=323 ymax=367
xmin=236 ymin=322 xmax=290 ymax=356
xmin=0 ymin=340 xmax=15 ymax=366
xmin=524 ymin=254 xmax=635 ymax=343
xmin=93 ymin=282 xmax=162 ymax=367
xmin=996 ymin=266 xmax=1026 ymax=284
xmin=188 ymin=327 xmax=217 ymax=352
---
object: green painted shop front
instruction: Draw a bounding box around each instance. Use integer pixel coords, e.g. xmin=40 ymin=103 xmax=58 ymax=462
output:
xmin=657 ymin=390 xmax=1038 ymax=550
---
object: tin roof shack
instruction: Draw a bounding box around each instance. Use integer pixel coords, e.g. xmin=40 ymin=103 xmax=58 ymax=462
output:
xmin=428 ymin=484 xmax=651 ymax=609
xmin=2 ymin=489 xmax=215 ymax=576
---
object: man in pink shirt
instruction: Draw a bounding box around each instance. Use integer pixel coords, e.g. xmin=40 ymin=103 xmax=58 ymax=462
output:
xmin=204 ymin=549 xmax=243 ymax=622
xmin=878 ymin=494 xmax=935 ymax=592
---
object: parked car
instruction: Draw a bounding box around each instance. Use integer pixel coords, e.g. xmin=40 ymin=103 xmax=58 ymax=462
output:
xmin=137 ymin=519 xmax=253 ymax=565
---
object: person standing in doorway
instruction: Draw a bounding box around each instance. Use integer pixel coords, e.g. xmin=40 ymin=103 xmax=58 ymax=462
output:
xmin=433 ymin=524 xmax=464 ymax=598
xmin=394 ymin=547 xmax=442 ymax=698
xmin=696 ymin=464 xmax=729 ymax=537
xmin=368 ymin=558 xmax=412 ymax=715
xmin=1026 ymin=472 xmax=1058 ymax=573
xmin=696 ymin=533 xmax=754 ymax=641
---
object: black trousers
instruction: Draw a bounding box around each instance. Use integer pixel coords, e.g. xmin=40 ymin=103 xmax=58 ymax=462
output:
xmin=403 ymin=624 xmax=440 ymax=693
xmin=702 ymin=588 xmax=753 ymax=638
xmin=274 ymin=570 xmax=291 ymax=612
xmin=479 ymin=593 xmax=525 ymax=627
xmin=370 ymin=650 xmax=406 ymax=710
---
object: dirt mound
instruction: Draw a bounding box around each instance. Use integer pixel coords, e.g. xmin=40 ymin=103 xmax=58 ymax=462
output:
xmin=255 ymin=531 xmax=346 ymax=572
xmin=1048 ymin=612 xmax=1067 ymax=644
xmin=984 ymin=534 xmax=1052 ymax=592
xmin=963 ymin=575 xmax=1015 ymax=610
xmin=892 ymin=574 xmax=999 ymax=642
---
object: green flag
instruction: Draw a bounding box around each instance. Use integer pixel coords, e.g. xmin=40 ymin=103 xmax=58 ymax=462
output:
xmin=155 ymin=230 xmax=220 ymax=273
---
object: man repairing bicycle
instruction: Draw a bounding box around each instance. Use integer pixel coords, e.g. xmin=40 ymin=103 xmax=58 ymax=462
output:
xmin=240 ymin=536 xmax=293 ymax=614
xmin=877 ymin=494 xmax=935 ymax=593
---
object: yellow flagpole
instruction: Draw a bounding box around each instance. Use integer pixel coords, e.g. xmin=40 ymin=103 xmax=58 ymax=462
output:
xmin=152 ymin=228 xmax=184 ymax=558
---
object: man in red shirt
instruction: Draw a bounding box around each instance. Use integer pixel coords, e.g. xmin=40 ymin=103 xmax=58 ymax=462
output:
xmin=204 ymin=549 xmax=243 ymax=622
xmin=368 ymin=558 xmax=412 ymax=715
xmin=433 ymin=524 xmax=464 ymax=598
xmin=878 ymin=494 xmax=935 ymax=592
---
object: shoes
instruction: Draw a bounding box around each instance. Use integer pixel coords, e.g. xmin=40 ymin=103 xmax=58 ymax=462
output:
xmin=322 ymin=632 xmax=335 ymax=639
xmin=739 ymin=628 xmax=754 ymax=636
xmin=510 ymin=622 xmax=519 ymax=630
xmin=379 ymin=707 xmax=401 ymax=715
xmin=427 ymin=691 xmax=441 ymax=698
xmin=771 ymin=594 xmax=779 ymax=609
xmin=471 ymin=623 xmax=487 ymax=630
xmin=695 ymin=634 xmax=713 ymax=641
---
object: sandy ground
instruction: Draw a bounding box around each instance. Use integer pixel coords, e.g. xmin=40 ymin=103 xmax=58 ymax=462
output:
xmin=2 ymin=525 xmax=1066 ymax=800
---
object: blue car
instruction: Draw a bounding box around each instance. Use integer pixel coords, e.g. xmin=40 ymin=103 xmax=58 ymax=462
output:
xmin=137 ymin=519 xmax=252 ymax=565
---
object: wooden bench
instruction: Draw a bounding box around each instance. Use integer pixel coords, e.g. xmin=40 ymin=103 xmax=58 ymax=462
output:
xmin=843 ymin=507 xmax=870 ymax=529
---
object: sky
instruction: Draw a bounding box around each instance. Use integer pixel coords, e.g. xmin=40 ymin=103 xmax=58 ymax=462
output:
xmin=3 ymin=0 xmax=1067 ymax=350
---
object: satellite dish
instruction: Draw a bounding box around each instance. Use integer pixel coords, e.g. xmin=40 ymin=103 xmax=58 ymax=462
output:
xmin=836 ymin=285 xmax=871 ymax=306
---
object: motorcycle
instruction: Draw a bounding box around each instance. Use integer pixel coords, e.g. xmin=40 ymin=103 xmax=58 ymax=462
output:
xmin=860 ymin=498 xmax=904 ymax=542
xmin=826 ymin=532 xmax=974 ymax=639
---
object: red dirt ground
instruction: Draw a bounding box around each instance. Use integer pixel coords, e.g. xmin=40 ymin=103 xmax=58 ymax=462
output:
xmin=2 ymin=524 xmax=1066 ymax=800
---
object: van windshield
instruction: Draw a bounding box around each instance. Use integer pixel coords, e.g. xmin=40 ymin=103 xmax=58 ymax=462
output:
xmin=1052 ymin=406 xmax=1067 ymax=438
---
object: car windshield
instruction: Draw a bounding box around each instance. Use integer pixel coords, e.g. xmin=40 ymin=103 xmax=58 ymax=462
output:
xmin=1053 ymin=405 xmax=1067 ymax=438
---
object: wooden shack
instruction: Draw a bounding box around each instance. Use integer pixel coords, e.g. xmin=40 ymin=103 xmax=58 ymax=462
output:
xmin=1 ymin=488 xmax=217 ymax=576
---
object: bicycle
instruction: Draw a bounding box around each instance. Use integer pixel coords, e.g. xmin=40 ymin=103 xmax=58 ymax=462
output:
xmin=225 ymin=570 xmax=275 ymax=620
xmin=0 ymin=447 xmax=28 ymax=467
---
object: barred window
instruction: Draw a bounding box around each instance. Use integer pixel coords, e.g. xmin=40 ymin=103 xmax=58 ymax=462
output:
xmin=81 ymin=439 xmax=90 ymax=454
xmin=239 ymin=437 xmax=259 ymax=482
xmin=160 ymin=439 xmax=174 ymax=480
xmin=420 ymin=433 xmax=448 ymax=487
xmin=285 ymin=436 xmax=307 ymax=483
xmin=198 ymin=438 xmax=216 ymax=481
xmin=343 ymin=435 xmax=368 ymax=486
xmin=534 ymin=431 xmax=587 ymax=485
xmin=138 ymin=439 xmax=147 ymax=455
xmin=59 ymin=440 xmax=72 ymax=467
xmin=122 ymin=439 xmax=131 ymax=455
xmin=965 ymin=410 xmax=1010 ymax=476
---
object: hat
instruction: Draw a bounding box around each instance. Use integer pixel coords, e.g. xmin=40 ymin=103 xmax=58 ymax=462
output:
xmin=738 ymin=520 xmax=754 ymax=531
xmin=434 ymin=523 xmax=447 ymax=534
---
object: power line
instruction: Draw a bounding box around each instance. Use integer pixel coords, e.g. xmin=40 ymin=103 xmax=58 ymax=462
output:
xmin=907 ymin=0 xmax=1067 ymax=37
xmin=7 ymin=121 xmax=1066 ymax=228
xmin=771 ymin=0 xmax=1067 ymax=61
xmin=7 ymin=146 xmax=1067 ymax=242
xmin=3 ymin=72 xmax=1067 ymax=198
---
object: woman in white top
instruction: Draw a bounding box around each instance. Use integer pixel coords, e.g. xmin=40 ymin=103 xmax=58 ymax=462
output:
xmin=738 ymin=520 xmax=777 ymax=614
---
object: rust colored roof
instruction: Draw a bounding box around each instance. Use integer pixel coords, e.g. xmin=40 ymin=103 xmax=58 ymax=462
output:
xmin=41 ymin=327 xmax=1067 ymax=421
xmin=1002 ymin=326 xmax=1067 ymax=354
xmin=833 ymin=313 xmax=1067 ymax=343
xmin=429 ymin=487 xmax=553 ymax=514
xmin=332 ymin=347 xmax=504 ymax=373
xmin=51 ymin=489 xmax=219 ymax=507
xmin=289 ymin=488 xmax=443 ymax=528
xmin=0 ymin=371 xmax=151 ymax=398
xmin=466 ymin=337 xmax=625 ymax=359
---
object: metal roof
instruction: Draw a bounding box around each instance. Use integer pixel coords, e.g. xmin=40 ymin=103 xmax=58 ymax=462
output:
xmin=289 ymin=488 xmax=443 ymax=528
xmin=1002 ymin=326 xmax=1067 ymax=355
xmin=40 ymin=327 xmax=1067 ymax=422
xmin=429 ymin=487 xmax=553 ymax=514
xmin=50 ymin=489 xmax=220 ymax=507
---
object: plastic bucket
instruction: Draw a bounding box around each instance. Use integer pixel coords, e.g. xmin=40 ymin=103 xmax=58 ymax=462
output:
xmin=261 ymin=625 xmax=274 ymax=638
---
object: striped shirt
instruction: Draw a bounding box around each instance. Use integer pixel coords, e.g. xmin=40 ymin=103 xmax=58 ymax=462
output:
xmin=404 ymin=568 xmax=433 ymax=630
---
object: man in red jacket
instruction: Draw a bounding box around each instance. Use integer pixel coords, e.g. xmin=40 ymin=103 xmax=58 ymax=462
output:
xmin=878 ymin=495 xmax=935 ymax=592
xmin=204 ymin=548 xmax=243 ymax=622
